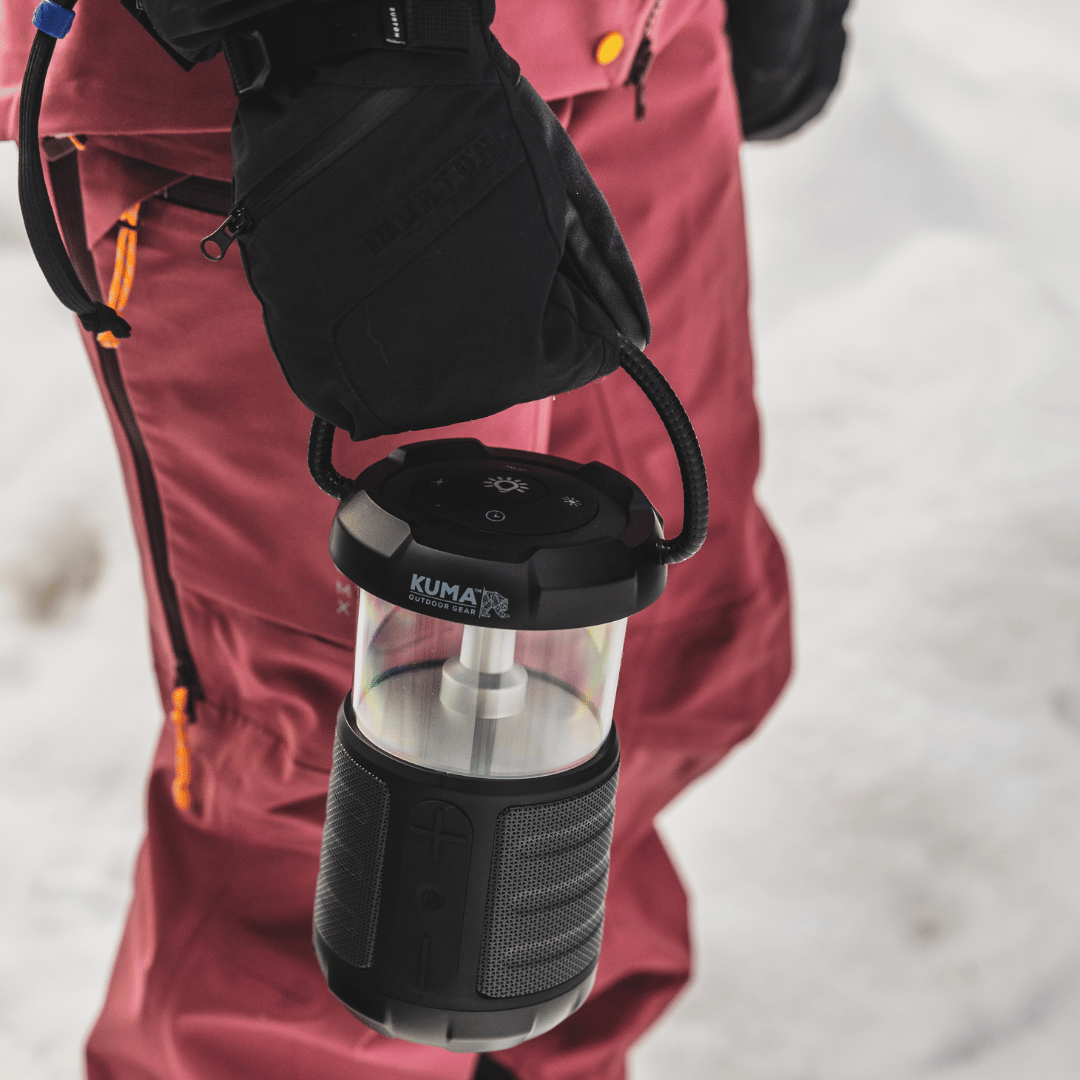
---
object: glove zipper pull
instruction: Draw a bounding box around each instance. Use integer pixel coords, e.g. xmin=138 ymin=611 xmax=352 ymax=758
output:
xmin=201 ymin=207 xmax=251 ymax=261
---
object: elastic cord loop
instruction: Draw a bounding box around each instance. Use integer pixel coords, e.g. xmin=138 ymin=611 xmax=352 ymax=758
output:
xmin=18 ymin=7 xmax=132 ymax=340
xmin=97 ymin=203 xmax=140 ymax=347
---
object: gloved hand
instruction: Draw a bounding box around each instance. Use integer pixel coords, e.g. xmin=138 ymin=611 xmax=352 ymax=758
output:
xmin=136 ymin=0 xmax=650 ymax=441
xmin=726 ymin=0 xmax=850 ymax=140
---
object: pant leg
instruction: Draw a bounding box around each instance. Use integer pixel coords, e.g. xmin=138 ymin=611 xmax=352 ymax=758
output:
xmin=81 ymin=1 xmax=790 ymax=1073
xmin=490 ymin=4 xmax=792 ymax=1079
xmin=79 ymin=166 xmax=550 ymax=1080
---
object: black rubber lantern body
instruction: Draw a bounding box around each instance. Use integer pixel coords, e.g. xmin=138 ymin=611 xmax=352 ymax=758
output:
xmin=315 ymin=439 xmax=666 ymax=1052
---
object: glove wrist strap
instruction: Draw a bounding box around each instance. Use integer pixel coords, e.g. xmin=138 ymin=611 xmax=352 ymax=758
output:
xmin=224 ymin=0 xmax=477 ymax=95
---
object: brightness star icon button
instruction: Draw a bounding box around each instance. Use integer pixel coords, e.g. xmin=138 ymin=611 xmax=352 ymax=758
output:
xmin=562 ymin=495 xmax=582 ymax=507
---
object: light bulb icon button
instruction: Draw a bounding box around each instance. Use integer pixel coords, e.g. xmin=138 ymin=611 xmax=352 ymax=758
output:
xmin=467 ymin=469 xmax=548 ymax=503
xmin=485 ymin=475 xmax=529 ymax=494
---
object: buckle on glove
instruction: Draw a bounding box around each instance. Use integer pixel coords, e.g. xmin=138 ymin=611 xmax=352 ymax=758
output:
xmin=224 ymin=31 xmax=273 ymax=96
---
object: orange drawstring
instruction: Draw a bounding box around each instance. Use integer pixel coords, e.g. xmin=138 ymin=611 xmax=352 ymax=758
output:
xmin=68 ymin=134 xmax=86 ymax=150
xmin=170 ymin=685 xmax=192 ymax=811
xmin=97 ymin=202 xmax=140 ymax=349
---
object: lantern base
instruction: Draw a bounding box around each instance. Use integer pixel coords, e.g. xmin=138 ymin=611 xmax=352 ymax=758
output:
xmin=312 ymin=698 xmax=619 ymax=1052
xmin=315 ymin=934 xmax=598 ymax=1052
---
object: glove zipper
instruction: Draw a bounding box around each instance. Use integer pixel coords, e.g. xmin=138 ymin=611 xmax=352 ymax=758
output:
xmin=201 ymin=85 xmax=421 ymax=260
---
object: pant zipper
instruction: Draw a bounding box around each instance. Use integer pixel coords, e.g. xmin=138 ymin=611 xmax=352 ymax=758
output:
xmin=96 ymin=341 xmax=204 ymax=713
xmin=45 ymin=146 xmax=203 ymax=729
xmin=625 ymin=0 xmax=666 ymax=121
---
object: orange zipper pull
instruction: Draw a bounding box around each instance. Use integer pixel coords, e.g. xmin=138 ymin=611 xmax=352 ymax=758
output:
xmin=97 ymin=202 xmax=141 ymax=349
xmin=170 ymin=685 xmax=192 ymax=811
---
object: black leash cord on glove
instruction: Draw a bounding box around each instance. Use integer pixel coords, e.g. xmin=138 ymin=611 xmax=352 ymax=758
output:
xmin=309 ymin=342 xmax=709 ymax=566
xmin=17 ymin=0 xmax=132 ymax=340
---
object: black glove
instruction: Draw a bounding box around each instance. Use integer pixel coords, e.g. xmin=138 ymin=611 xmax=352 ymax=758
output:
xmin=135 ymin=0 xmax=649 ymax=441
xmin=726 ymin=0 xmax=850 ymax=141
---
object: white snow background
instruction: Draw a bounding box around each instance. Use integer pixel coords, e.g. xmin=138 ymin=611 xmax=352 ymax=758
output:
xmin=2 ymin=0 xmax=1080 ymax=1076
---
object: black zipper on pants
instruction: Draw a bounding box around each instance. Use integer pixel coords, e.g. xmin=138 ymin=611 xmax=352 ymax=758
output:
xmin=201 ymin=85 xmax=421 ymax=260
xmin=625 ymin=0 xmax=666 ymax=121
xmin=40 ymin=145 xmax=203 ymax=717
xmin=96 ymin=341 xmax=204 ymax=713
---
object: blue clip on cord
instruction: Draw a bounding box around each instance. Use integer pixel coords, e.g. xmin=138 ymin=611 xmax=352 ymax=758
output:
xmin=32 ymin=0 xmax=75 ymax=38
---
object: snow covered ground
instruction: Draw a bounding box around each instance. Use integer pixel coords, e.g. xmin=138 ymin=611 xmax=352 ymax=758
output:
xmin=3 ymin=0 xmax=1080 ymax=1077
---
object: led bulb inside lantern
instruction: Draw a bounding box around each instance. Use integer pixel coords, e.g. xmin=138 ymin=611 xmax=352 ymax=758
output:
xmin=439 ymin=625 xmax=527 ymax=721
xmin=351 ymin=594 xmax=627 ymax=778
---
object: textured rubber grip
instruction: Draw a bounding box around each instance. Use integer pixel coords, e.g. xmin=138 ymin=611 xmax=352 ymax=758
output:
xmin=314 ymin=738 xmax=391 ymax=969
xmin=477 ymin=771 xmax=618 ymax=999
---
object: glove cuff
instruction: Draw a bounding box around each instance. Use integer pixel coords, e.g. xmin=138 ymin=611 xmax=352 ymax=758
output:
xmin=224 ymin=0 xmax=489 ymax=96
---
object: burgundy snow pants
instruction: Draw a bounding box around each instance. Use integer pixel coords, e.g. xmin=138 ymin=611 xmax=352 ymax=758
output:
xmin=21 ymin=1 xmax=791 ymax=1078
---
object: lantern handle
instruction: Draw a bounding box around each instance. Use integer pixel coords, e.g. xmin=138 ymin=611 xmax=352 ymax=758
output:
xmin=617 ymin=340 xmax=708 ymax=565
xmin=308 ymin=417 xmax=353 ymax=500
xmin=308 ymin=339 xmax=708 ymax=566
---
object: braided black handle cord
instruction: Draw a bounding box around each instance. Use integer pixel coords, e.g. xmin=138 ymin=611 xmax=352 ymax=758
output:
xmin=618 ymin=340 xmax=709 ymax=565
xmin=308 ymin=417 xmax=353 ymax=500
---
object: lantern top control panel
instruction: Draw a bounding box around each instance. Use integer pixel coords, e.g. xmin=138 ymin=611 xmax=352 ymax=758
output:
xmin=329 ymin=439 xmax=667 ymax=631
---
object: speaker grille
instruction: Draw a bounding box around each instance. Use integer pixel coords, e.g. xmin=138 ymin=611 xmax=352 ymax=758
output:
xmin=314 ymin=739 xmax=390 ymax=968
xmin=477 ymin=771 xmax=618 ymax=999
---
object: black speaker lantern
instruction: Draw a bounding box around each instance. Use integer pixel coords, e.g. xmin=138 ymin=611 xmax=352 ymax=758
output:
xmin=312 ymin=437 xmax=673 ymax=1052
